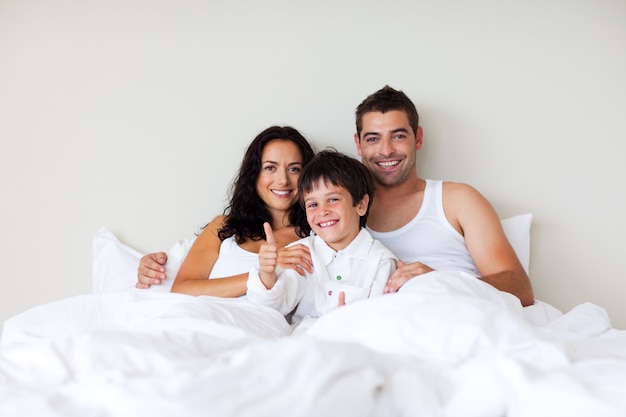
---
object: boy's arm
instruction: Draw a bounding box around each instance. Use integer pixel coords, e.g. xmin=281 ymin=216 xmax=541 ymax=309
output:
xmin=247 ymin=223 xmax=309 ymax=315
xmin=246 ymin=265 xmax=303 ymax=315
xmin=370 ymin=256 xmax=398 ymax=297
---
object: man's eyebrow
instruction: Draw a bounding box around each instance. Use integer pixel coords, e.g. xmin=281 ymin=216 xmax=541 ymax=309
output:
xmin=363 ymin=127 xmax=410 ymax=137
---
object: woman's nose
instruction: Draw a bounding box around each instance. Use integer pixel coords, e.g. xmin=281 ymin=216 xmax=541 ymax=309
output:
xmin=276 ymin=169 xmax=289 ymax=184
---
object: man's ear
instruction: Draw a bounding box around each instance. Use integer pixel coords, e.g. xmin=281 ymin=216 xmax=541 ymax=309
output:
xmin=357 ymin=194 xmax=370 ymax=216
xmin=416 ymin=126 xmax=423 ymax=150
xmin=354 ymin=132 xmax=362 ymax=156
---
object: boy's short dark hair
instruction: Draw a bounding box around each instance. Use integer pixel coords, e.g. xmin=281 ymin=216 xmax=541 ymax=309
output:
xmin=298 ymin=148 xmax=374 ymax=228
xmin=355 ymin=85 xmax=420 ymax=139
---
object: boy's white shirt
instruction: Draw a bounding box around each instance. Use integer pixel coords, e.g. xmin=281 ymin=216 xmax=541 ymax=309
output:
xmin=247 ymin=228 xmax=397 ymax=324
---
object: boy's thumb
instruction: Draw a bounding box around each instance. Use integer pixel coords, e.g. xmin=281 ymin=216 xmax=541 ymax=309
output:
xmin=263 ymin=222 xmax=277 ymax=245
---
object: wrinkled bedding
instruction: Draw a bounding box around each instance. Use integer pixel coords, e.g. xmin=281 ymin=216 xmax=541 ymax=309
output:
xmin=1 ymin=271 xmax=625 ymax=417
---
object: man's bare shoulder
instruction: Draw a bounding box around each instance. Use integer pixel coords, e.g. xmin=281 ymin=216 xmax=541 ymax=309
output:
xmin=442 ymin=181 xmax=482 ymax=199
xmin=441 ymin=181 xmax=494 ymax=220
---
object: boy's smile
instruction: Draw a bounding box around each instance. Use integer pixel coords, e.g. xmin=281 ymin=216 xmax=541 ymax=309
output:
xmin=303 ymin=179 xmax=368 ymax=251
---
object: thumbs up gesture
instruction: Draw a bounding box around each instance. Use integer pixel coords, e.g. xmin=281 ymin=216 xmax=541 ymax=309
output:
xmin=258 ymin=222 xmax=279 ymax=289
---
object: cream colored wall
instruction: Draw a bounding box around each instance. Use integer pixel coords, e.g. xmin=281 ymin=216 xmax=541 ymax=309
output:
xmin=1 ymin=0 xmax=625 ymax=329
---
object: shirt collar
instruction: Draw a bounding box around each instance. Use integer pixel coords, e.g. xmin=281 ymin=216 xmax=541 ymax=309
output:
xmin=311 ymin=228 xmax=373 ymax=266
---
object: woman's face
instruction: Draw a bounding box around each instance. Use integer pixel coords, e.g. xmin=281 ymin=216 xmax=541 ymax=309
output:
xmin=256 ymin=139 xmax=304 ymax=217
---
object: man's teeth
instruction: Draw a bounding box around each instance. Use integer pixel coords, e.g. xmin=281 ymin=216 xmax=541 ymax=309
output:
xmin=377 ymin=160 xmax=400 ymax=167
xmin=272 ymin=190 xmax=290 ymax=196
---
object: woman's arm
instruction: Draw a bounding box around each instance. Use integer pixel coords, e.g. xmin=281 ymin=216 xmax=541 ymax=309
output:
xmin=171 ymin=215 xmax=248 ymax=297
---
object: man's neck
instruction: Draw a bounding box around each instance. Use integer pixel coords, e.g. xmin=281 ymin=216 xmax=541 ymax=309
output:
xmin=368 ymin=176 xmax=426 ymax=232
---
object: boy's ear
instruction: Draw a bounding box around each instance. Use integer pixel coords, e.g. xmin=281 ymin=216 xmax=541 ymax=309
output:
xmin=356 ymin=194 xmax=370 ymax=216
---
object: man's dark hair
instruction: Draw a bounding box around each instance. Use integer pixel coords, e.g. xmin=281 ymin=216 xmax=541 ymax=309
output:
xmin=355 ymin=85 xmax=419 ymax=138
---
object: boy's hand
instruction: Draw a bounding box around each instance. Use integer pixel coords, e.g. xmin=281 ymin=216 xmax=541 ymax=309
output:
xmin=337 ymin=291 xmax=346 ymax=307
xmin=258 ymin=222 xmax=278 ymax=288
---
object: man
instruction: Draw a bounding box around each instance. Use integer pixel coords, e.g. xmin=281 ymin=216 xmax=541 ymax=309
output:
xmin=352 ymin=85 xmax=534 ymax=306
xmin=138 ymin=86 xmax=534 ymax=307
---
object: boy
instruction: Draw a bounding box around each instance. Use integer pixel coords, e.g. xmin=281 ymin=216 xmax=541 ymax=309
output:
xmin=246 ymin=149 xmax=397 ymax=326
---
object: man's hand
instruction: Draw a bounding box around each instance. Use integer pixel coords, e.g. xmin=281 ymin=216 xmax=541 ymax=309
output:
xmin=383 ymin=260 xmax=434 ymax=293
xmin=136 ymin=252 xmax=168 ymax=289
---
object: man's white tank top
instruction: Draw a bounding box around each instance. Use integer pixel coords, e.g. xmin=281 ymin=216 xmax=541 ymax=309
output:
xmin=367 ymin=179 xmax=480 ymax=276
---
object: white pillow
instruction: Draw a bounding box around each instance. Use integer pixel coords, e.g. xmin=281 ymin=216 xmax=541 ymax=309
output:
xmin=92 ymin=227 xmax=195 ymax=294
xmin=92 ymin=215 xmax=531 ymax=294
xmin=501 ymin=213 xmax=532 ymax=274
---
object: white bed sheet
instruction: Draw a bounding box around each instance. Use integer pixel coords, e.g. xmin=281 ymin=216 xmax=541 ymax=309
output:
xmin=1 ymin=271 xmax=625 ymax=417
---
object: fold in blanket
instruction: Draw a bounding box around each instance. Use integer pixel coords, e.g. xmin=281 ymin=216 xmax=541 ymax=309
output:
xmin=1 ymin=271 xmax=625 ymax=417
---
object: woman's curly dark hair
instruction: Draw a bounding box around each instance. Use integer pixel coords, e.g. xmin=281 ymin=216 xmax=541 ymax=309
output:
xmin=217 ymin=126 xmax=315 ymax=244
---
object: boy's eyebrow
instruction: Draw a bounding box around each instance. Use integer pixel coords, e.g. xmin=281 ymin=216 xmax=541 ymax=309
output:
xmin=304 ymin=190 xmax=341 ymax=202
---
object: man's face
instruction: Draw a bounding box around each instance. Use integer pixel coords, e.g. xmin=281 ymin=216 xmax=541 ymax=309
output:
xmin=354 ymin=110 xmax=422 ymax=187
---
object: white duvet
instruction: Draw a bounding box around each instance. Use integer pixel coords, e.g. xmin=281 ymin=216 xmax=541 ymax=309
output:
xmin=1 ymin=271 xmax=625 ymax=417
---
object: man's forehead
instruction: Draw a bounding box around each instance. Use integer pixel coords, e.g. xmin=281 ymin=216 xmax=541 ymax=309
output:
xmin=361 ymin=110 xmax=413 ymax=133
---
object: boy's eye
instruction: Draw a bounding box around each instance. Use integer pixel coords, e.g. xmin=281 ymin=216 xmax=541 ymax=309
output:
xmin=306 ymin=203 xmax=317 ymax=209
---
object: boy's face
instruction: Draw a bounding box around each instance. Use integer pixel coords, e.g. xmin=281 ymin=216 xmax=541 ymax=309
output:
xmin=303 ymin=179 xmax=368 ymax=251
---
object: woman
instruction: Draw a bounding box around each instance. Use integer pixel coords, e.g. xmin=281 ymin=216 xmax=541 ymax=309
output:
xmin=137 ymin=125 xmax=315 ymax=297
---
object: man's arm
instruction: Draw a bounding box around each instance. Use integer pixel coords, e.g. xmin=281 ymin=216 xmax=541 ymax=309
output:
xmin=445 ymin=182 xmax=535 ymax=306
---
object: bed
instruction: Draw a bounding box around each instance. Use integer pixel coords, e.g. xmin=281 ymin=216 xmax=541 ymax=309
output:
xmin=1 ymin=215 xmax=625 ymax=417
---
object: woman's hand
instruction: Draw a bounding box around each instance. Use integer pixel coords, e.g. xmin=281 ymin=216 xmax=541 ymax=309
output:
xmin=277 ymin=244 xmax=313 ymax=276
